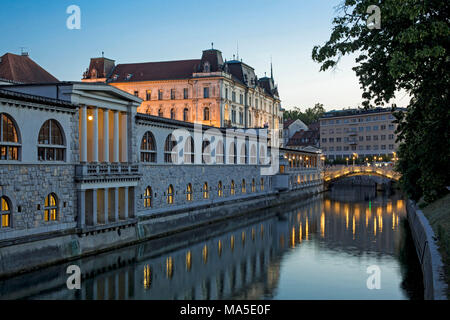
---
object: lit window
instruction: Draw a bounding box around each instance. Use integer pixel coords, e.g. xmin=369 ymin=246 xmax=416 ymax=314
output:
xmin=144 ymin=187 xmax=152 ymax=208
xmin=242 ymin=179 xmax=246 ymax=193
xmin=218 ymin=181 xmax=223 ymax=197
xmin=1 ymin=196 xmax=11 ymax=228
xmin=252 ymin=179 xmax=256 ymax=192
xmin=167 ymin=185 xmax=174 ymax=204
xmin=186 ymin=183 xmax=193 ymax=201
xmin=230 ymin=180 xmax=235 ymax=195
xmin=0 ymin=113 xmax=20 ymax=161
xmin=260 ymin=178 xmax=264 ymax=191
xmin=38 ymin=120 xmax=65 ymax=161
xmin=203 ymin=107 xmax=210 ymax=121
xmin=44 ymin=193 xmax=58 ymax=221
xmin=203 ymin=182 xmax=209 ymax=199
xmin=140 ymin=131 xmax=156 ymax=163
xmin=146 ymin=90 xmax=152 ymax=101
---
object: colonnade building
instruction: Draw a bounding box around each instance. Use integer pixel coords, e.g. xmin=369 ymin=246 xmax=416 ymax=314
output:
xmin=0 ymin=82 xmax=322 ymax=250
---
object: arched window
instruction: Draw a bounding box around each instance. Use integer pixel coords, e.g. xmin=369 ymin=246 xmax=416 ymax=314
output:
xmin=203 ymin=107 xmax=210 ymax=121
xmin=44 ymin=193 xmax=58 ymax=221
xmin=167 ymin=185 xmax=174 ymax=204
xmin=158 ymin=108 xmax=163 ymax=117
xmin=216 ymin=139 xmax=224 ymax=164
xmin=250 ymin=144 xmax=257 ymax=164
xmin=203 ymin=182 xmax=209 ymax=199
xmin=184 ymin=136 xmax=194 ymax=164
xmin=218 ymin=181 xmax=223 ymax=197
xmin=38 ymin=120 xmax=65 ymax=161
xmin=183 ymin=108 xmax=189 ymax=122
xmin=252 ymin=179 xmax=256 ymax=192
xmin=242 ymin=179 xmax=246 ymax=193
xmin=259 ymin=145 xmax=266 ymax=164
xmin=240 ymin=143 xmax=247 ymax=164
xmin=1 ymin=196 xmax=11 ymax=228
xmin=202 ymin=140 xmax=211 ymax=164
xmin=164 ymin=134 xmax=177 ymax=163
xmin=170 ymin=108 xmax=175 ymax=120
xmin=144 ymin=186 xmax=152 ymax=208
xmin=260 ymin=178 xmax=265 ymax=191
xmin=0 ymin=113 xmax=20 ymax=161
xmin=228 ymin=141 xmax=237 ymax=164
xmin=230 ymin=180 xmax=235 ymax=195
xmin=140 ymin=131 xmax=156 ymax=163
xmin=186 ymin=183 xmax=193 ymax=201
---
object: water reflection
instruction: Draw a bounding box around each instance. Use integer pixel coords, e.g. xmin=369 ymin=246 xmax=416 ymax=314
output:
xmin=0 ymin=186 xmax=423 ymax=300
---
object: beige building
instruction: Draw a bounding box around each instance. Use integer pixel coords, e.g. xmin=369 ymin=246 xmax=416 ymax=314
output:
xmin=319 ymin=107 xmax=403 ymax=161
xmin=82 ymin=48 xmax=283 ymax=145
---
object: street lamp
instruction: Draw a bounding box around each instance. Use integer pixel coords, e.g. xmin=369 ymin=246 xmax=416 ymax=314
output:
xmin=346 ymin=157 xmax=349 ymax=166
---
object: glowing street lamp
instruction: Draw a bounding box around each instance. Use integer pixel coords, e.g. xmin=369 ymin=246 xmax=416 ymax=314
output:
xmin=346 ymin=157 xmax=349 ymax=166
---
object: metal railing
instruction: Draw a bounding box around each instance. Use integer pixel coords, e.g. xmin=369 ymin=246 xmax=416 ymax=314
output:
xmin=323 ymin=164 xmax=400 ymax=181
xmin=76 ymin=163 xmax=140 ymax=177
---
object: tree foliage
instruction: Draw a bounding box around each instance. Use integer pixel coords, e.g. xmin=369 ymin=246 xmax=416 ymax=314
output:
xmin=312 ymin=0 xmax=449 ymax=203
xmin=284 ymin=103 xmax=325 ymax=125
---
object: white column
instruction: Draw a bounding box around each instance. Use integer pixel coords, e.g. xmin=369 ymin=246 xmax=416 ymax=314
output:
xmin=113 ymin=111 xmax=120 ymax=163
xmin=81 ymin=105 xmax=87 ymax=162
xmin=120 ymin=112 xmax=128 ymax=163
xmin=93 ymin=107 xmax=99 ymax=162
xmin=103 ymin=109 xmax=109 ymax=162
xmin=124 ymin=186 xmax=129 ymax=220
xmin=114 ymin=187 xmax=119 ymax=221
xmin=104 ymin=188 xmax=109 ymax=224
xmin=92 ymin=189 xmax=98 ymax=225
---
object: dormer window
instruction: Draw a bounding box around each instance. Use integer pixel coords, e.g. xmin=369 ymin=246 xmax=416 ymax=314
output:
xmin=203 ymin=62 xmax=210 ymax=73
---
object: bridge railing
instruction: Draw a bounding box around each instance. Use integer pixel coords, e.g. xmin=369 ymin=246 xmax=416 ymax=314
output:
xmin=323 ymin=165 xmax=400 ymax=181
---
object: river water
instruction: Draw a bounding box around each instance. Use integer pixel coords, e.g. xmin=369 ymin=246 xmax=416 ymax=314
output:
xmin=0 ymin=186 xmax=424 ymax=300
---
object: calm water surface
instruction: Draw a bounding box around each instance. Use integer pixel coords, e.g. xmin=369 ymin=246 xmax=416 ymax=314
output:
xmin=0 ymin=186 xmax=423 ymax=300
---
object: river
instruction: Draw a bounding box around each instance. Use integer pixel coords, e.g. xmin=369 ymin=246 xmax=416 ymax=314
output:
xmin=0 ymin=186 xmax=424 ymax=300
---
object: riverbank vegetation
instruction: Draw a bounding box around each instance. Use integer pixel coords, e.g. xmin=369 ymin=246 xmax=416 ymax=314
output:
xmin=420 ymin=193 xmax=450 ymax=296
xmin=311 ymin=0 xmax=449 ymax=204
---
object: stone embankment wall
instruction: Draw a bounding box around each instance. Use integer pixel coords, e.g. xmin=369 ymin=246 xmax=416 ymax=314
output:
xmin=406 ymin=199 xmax=448 ymax=300
xmin=0 ymin=183 xmax=323 ymax=279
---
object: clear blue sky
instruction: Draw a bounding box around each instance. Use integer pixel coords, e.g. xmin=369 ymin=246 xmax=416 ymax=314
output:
xmin=0 ymin=0 xmax=409 ymax=110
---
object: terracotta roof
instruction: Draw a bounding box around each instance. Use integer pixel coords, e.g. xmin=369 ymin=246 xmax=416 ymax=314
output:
xmin=107 ymin=59 xmax=201 ymax=82
xmin=0 ymin=53 xmax=59 ymax=84
xmin=286 ymin=129 xmax=319 ymax=147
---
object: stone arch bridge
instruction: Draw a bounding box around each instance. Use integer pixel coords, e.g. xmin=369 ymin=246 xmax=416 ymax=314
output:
xmin=323 ymin=165 xmax=401 ymax=189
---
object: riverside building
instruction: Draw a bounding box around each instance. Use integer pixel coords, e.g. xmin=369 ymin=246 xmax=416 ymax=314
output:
xmin=319 ymin=107 xmax=403 ymax=161
xmin=0 ymin=81 xmax=322 ymax=277
xmin=81 ymin=47 xmax=283 ymax=146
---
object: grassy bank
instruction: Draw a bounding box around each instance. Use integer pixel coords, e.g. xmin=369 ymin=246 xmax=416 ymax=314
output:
xmin=420 ymin=193 xmax=450 ymax=297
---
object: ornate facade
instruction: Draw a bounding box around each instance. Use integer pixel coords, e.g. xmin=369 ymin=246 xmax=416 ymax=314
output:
xmin=82 ymin=48 xmax=283 ymax=145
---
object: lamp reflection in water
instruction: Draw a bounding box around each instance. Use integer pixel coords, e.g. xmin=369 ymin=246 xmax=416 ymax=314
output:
xmin=320 ymin=212 xmax=325 ymax=238
xmin=143 ymin=265 xmax=151 ymax=289
xmin=186 ymin=251 xmax=192 ymax=271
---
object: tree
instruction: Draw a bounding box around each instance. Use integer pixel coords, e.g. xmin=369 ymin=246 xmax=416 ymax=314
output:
xmin=312 ymin=0 xmax=449 ymax=203
xmin=284 ymin=103 xmax=325 ymax=125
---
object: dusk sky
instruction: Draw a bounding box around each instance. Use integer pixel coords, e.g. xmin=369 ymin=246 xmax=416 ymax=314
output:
xmin=0 ymin=0 xmax=410 ymax=111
